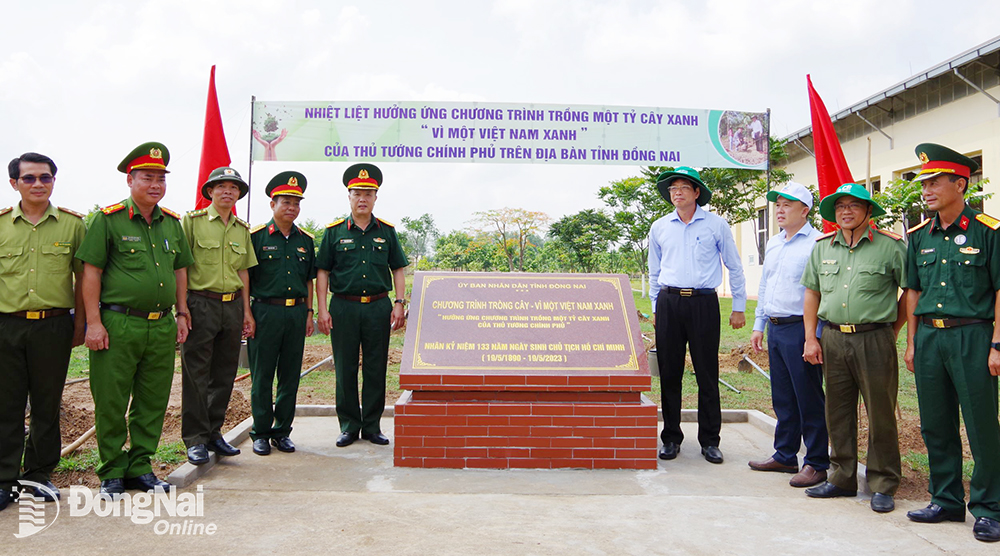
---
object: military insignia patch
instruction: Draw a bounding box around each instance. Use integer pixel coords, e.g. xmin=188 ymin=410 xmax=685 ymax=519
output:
xmin=959 ymin=247 xmax=980 ymax=255
xmin=919 ymin=152 xmax=929 ymax=163
xmin=150 ymin=147 xmax=163 ymax=159
xmin=954 ymin=234 xmax=967 ymax=245
xmin=296 ymin=247 xmax=308 ymax=253
xmin=373 ymin=237 xmax=386 ymax=243
xmin=976 ymin=213 xmax=1000 ymax=230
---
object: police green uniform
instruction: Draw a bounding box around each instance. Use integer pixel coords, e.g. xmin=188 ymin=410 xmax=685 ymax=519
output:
xmin=0 ymin=202 xmax=85 ymax=495
xmin=180 ymin=167 xmax=257 ymax=450
xmin=316 ymin=164 xmax=408 ymax=436
xmin=906 ymin=144 xmax=1000 ymax=522
xmin=247 ymin=171 xmax=315 ymax=443
xmin=801 ymin=183 xmax=907 ymax=496
xmin=77 ymin=148 xmax=193 ymax=480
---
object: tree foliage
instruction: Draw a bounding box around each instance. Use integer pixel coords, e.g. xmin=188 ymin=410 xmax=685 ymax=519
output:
xmin=597 ymin=175 xmax=672 ymax=274
xmin=400 ymin=213 xmax=440 ymax=264
xmin=548 ymin=209 xmax=618 ymax=273
xmin=470 ymin=207 xmax=550 ymax=271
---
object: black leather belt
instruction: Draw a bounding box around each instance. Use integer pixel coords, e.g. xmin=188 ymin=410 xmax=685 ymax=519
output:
xmin=101 ymin=303 xmax=172 ymax=320
xmin=920 ymin=316 xmax=992 ymax=329
xmin=665 ymin=287 xmax=716 ymax=297
xmin=826 ymin=322 xmax=890 ymax=334
xmin=190 ymin=290 xmax=240 ymax=302
xmin=769 ymin=316 xmax=803 ymax=325
xmin=254 ymin=297 xmax=307 ymax=307
xmin=0 ymin=308 xmax=71 ymax=320
xmin=334 ymin=292 xmax=389 ymax=304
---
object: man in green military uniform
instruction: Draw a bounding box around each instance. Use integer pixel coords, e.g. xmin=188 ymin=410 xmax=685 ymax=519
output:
xmin=77 ymin=142 xmax=193 ymax=494
xmin=247 ymin=171 xmax=315 ymax=455
xmin=0 ymin=152 xmax=86 ymax=511
xmin=181 ymin=167 xmax=257 ymax=465
xmin=903 ymin=144 xmax=1000 ymax=542
xmin=316 ymin=163 xmax=408 ymax=447
xmin=801 ymin=183 xmax=907 ymax=513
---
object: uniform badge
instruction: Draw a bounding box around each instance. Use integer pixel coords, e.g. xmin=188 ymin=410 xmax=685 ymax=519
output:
xmin=822 ymin=259 xmax=838 ymax=265
xmin=54 ymin=241 xmax=72 ymax=247
xmin=296 ymin=247 xmax=307 ymax=253
xmin=262 ymin=245 xmax=278 ymax=251
xmin=919 ymin=152 xmax=929 ymax=163
xmin=954 ymin=234 xmax=967 ymax=245
xmin=373 ymin=237 xmax=386 ymax=243
xmin=920 ymin=248 xmax=935 ymax=254
xmin=339 ymin=238 xmax=354 ymax=244
xmin=121 ymin=235 xmax=141 ymax=242
xmin=959 ymin=247 xmax=980 ymax=255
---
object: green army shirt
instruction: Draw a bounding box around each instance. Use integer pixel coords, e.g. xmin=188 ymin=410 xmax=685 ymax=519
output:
xmin=906 ymin=205 xmax=1000 ymax=319
xmin=315 ymin=215 xmax=409 ymax=297
xmin=182 ymin=204 xmax=257 ymax=293
xmin=249 ymin=220 xmax=316 ymax=299
xmin=75 ymin=197 xmax=194 ymax=313
xmin=0 ymin=203 xmax=86 ymax=312
xmin=801 ymin=226 xmax=907 ymax=325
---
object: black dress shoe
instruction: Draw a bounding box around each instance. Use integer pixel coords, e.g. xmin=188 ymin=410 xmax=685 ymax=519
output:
xmin=187 ymin=444 xmax=209 ymax=465
xmin=124 ymin=473 xmax=174 ymax=493
xmin=974 ymin=517 xmax=1000 ymax=542
xmin=271 ymin=437 xmax=296 ymax=452
xmin=361 ymin=432 xmax=390 ymax=446
xmin=805 ymin=481 xmax=857 ymax=498
xmin=701 ymin=446 xmax=724 ymax=464
xmin=207 ymin=437 xmax=241 ymax=457
xmin=336 ymin=431 xmax=359 ymax=447
xmin=99 ymin=478 xmax=125 ymax=496
xmin=252 ymin=438 xmax=271 ymax=455
xmin=658 ymin=442 xmax=679 ymax=460
xmin=30 ymin=480 xmax=60 ymax=502
xmin=907 ymin=503 xmax=965 ymax=523
xmin=871 ymin=492 xmax=894 ymax=513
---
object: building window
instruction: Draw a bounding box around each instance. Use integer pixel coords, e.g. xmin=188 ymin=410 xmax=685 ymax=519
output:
xmin=756 ymin=208 xmax=768 ymax=264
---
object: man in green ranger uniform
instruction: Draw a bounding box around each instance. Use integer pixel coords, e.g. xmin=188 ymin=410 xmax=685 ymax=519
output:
xmin=77 ymin=142 xmax=193 ymax=494
xmin=903 ymin=143 xmax=1000 ymax=543
xmin=316 ymin=163 xmax=408 ymax=447
xmin=180 ymin=167 xmax=256 ymax=465
xmin=247 ymin=171 xmax=315 ymax=455
xmin=0 ymin=152 xmax=86 ymax=510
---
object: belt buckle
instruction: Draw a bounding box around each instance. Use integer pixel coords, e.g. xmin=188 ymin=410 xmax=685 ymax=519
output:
xmin=222 ymin=293 xmax=236 ymax=302
xmin=769 ymin=317 xmax=779 ymax=324
xmin=26 ymin=311 xmax=42 ymax=320
xmin=932 ymin=318 xmax=946 ymax=329
xmin=360 ymin=296 xmax=371 ymax=303
xmin=148 ymin=312 xmax=161 ymax=321
xmin=839 ymin=324 xmax=856 ymax=333
xmin=285 ymin=298 xmax=295 ymax=307
xmin=679 ymin=288 xmax=693 ymax=297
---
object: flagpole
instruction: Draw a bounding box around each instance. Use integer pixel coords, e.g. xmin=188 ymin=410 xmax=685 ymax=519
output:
xmin=246 ymin=95 xmax=255 ymax=221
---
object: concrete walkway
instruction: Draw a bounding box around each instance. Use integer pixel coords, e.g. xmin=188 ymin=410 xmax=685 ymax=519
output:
xmin=3 ymin=414 xmax=993 ymax=555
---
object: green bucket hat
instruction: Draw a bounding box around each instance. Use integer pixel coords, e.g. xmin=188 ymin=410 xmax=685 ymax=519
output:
xmin=656 ymin=166 xmax=711 ymax=206
xmin=818 ymin=183 xmax=885 ymax=222
xmin=201 ymin=166 xmax=249 ymax=201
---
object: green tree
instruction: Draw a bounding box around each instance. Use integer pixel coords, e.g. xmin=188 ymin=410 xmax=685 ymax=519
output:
xmin=597 ymin=175 xmax=672 ymax=275
xmin=548 ymin=209 xmax=618 ymax=273
xmin=400 ymin=213 xmax=439 ymax=265
xmin=471 ymin=207 xmax=550 ymax=271
xmin=297 ymin=218 xmax=325 ymax=245
xmin=433 ymin=230 xmax=474 ymax=270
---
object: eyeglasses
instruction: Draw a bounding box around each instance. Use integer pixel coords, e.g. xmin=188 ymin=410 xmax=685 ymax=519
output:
xmin=667 ymin=185 xmax=694 ymax=194
xmin=834 ymin=202 xmax=867 ymax=212
xmin=20 ymin=174 xmax=54 ymax=185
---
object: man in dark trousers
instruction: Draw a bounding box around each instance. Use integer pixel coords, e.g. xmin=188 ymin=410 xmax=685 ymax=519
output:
xmin=648 ymin=166 xmax=746 ymax=464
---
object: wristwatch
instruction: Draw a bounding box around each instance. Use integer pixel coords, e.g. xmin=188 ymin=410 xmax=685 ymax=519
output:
xmin=992 ymin=342 xmax=1000 ymax=351
xmin=394 ymin=299 xmax=405 ymax=305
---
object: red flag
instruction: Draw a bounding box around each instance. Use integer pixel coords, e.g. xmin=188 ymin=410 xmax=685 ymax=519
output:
xmin=195 ymin=65 xmax=232 ymax=212
xmin=807 ymin=75 xmax=852 ymax=232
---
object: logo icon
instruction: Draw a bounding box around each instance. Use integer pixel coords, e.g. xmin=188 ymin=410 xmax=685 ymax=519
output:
xmin=14 ymin=480 xmax=60 ymax=539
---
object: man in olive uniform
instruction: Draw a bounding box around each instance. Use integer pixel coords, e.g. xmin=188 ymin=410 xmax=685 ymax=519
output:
xmin=247 ymin=171 xmax=315 ymax=456
xmin=316 ymin=163 xmax=408 ymax=447
xmin=0 ymin=153 xmax=86 ymax=510
xmin=77 ymin=142 xmax=193 ymax=494
xmin=903 ymin=144 xmax=1000 ymax=542
xmin=180 ymin=167 xmax=257 ymax=465
xmin=801 ymin=183 xmax=907 ymax=513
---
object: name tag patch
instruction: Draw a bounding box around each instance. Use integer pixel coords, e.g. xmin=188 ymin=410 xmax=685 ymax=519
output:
xmin=54 ymin=241 xmax=72 ymax=247
xmin=959 ymin=247 xmax=980 ymax=255
xmin=822 ymin=259 xmax=838 ymax=265
xmin=339 ymin=239 xmax=354 ymax=244
xmin=122 ymin=235 xmax=141 ymax=242
xmin=262 ymin=245 xmax=278 ymax=252
xmin=920 ymin=248 xmax=935 ymax=254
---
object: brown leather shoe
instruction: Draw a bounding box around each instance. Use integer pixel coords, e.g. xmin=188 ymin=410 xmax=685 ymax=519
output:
xmin=748 ymin=457 xmax=798 ymax=473
xmin=790 ymin=464 xmax=827 ymax=488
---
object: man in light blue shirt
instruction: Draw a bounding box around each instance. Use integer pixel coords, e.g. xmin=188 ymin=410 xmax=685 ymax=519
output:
xmin=649 ymin=166 xmax=746 ymax=465
xmin=748 ymin=182 xmax=829 ymax=488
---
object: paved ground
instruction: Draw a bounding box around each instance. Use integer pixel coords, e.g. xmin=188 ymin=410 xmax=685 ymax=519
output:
xmin=2 ymin=415 xmax=994 ymax=555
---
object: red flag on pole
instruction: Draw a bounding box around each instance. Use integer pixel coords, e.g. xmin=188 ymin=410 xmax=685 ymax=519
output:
xmin=195 ymin=65 xmax=232 ymax=212
xmin=807 ymin=75 xmax=852 ymax=232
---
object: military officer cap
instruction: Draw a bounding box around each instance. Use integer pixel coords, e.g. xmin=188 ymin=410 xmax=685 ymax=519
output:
xmin=266 ymin=171 xmax=307 ymax=199
xmin=200 ymin=166 xmax=249 ymax=200
xmin=913 ymin=143 xmax=979 ymax=182
xmin=118 ymin=141 xmax=170 ymax=174
xmin=818 ymin=182 xmax=886 ymax=222
xmin=343 ymin=163 xmax=382 ymax=190
xmin=656 ymin=166 xmax=712 ymax=206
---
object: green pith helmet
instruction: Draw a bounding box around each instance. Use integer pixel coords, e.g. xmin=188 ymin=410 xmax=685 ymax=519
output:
xmin=201 ymin=166 xmax=249 ymax=200
xmin=656 ymin=166 xmax=711 ymax=206
xmin=818 ymin=183 xmax=886 ymax=222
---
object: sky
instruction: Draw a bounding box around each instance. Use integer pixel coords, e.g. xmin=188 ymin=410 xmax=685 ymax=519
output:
xmin=3 ymin=0 xmax=999 ymax=236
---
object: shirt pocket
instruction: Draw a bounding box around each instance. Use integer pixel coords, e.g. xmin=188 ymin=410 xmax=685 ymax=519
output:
xmin=856 ymin=263 xmax=890 ymax=292
xmin=818 ymin=262 xmax=840 ymax=293
xmin=228 ymin=242 xmax=247 ymax=269
xmin=196 ymin=238 xmax=221 ymax=265
xmin=915 ymin=252 xmax=937 ymax=288
xmin=0 ymin=246 xmax=24 ymax=275
xmin=41 ymin=243 xmax=72 ymax=273
xmin=116 ymin=242 xmax=147 ymax=270
xmin=372 ymin=242 xmax=389 ymax=265
xmin=337 ymin=242 xmax=357 ymax=253
xmin=957 ymin=252 xmax=986 ymax=288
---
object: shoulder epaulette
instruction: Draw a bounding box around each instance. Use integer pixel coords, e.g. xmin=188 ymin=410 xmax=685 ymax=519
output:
xmin=186 ymin=208 xmax=208 ymax=218
xmin=816 ymin=231 xmax=836 ymax=242
xmin=236 ymin=217 xmax=249 ymax=229
xmin=907 ymin=219 xmax=932 ymax=234
xmin=250 ymin=223 xmax=266 ymax=234
xmin=300 ymin=229 xmax=315 ymax=239
xmin=101 ymin=203 xmax=126 ymax=215
xmin=161 ymin=207 xmax=181 ymax=220
xmin=976 ymin=213 xmax=1000 ymax=231
xmin=0 ymin=207 xmax=12 ymax=217
xmin=327 ymin=218 xmax=345 ymax=228
xmin=376 ymin=217 xmax=395 ymax=227
xmin=58 ymin=206 xmax=85 ymax=219
xmin=875 ymin=228 xmax=903 ymax=241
